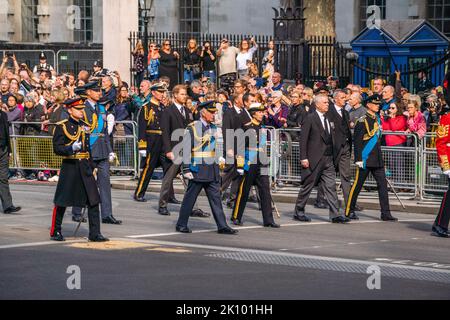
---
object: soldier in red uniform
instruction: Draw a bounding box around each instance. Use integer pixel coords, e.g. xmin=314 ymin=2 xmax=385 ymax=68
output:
xmin=433 ymin=71 xmax=450 ymax=238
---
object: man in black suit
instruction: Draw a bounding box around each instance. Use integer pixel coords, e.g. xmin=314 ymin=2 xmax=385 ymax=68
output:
xmin=221 ymin=93 xmax=254 ymax=207
xmin=158 ymin=84 xmax=195 ymax=216
xmin=294 ymin=94 xmax=350 ymax=224
xmin=326 ymin=89 xmax=353 ymax=209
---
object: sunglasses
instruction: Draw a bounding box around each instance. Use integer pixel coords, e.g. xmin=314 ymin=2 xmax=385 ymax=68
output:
xmin=163 ymin=43 xmax=170 ymax=46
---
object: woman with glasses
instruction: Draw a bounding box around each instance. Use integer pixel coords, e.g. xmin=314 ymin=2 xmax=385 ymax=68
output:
xmin=159 ymin=40 xmax=180 ymax=90
xmin=183 ymin=38 xmax=201 ymax=83
xmin=147 ymin=42 xmax=161 ymax=81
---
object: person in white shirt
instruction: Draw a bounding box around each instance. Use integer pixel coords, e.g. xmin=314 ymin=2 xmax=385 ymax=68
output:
xmin=236 ymin=37 xmax=258 ymax=78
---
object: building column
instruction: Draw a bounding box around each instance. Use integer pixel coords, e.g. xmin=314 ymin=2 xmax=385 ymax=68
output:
xmin=103 ymin=0 xmax=138 ymax=84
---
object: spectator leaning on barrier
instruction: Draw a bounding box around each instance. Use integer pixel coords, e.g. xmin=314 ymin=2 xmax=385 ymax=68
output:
xmin=406 ymin=94 xmax=427 ymax=141
xmin=423 ymin=94 xmax=441 ymax=131
xmin=266 ymin=91 xmax=288 ymax=129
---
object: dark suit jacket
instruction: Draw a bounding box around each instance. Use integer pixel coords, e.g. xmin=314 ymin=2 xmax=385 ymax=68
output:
xmin=326 ymin=104 xmax=352 ymax=162
xmin=0 ymin=110 xmax=11 ymax=153
xmin=300 ymin=111 xmax=335 ymax=177
xmin=222 ymin=107 xmax=242 ymax=157
xmin=161 ymin=104 xmax=193 ymax=154
xmin=238 ymin=109 xmax=252 ymax=128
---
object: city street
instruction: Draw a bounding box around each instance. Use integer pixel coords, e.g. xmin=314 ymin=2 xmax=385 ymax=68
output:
xmin=0 ymin=184 xmax=449 ymax=300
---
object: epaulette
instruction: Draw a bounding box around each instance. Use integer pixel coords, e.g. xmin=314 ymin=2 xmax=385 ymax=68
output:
xmin=56 ymin=119 xmax=68 ymax=126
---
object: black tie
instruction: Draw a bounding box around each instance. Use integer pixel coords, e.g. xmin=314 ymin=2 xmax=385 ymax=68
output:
xmin=180 ymin=107 xmax=186 ymax=119
xmin=324 ymin=116 xmax=330 ymax=135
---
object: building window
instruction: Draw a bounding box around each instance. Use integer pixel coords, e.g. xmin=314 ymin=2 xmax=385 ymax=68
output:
xmin=73 ymin=0 xmax=93 ymax=43
xmin=359 ymin=0 xmax=386 ymax=31
xmin=428 ymin=0 xmax=450 ymax=38
xmin=179 ymin=0 xmax=201 ymax=36
xmin=22 ymin=0 xmax=39 ymax=42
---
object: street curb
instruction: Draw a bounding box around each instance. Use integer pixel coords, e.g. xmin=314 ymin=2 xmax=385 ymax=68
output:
xmin=111 ymin=181 xmax=440 ymax=215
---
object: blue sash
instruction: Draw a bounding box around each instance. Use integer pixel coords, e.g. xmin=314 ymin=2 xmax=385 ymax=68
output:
xmin=244 ymin=126 xmax=267 ymax=171
xmin=361 ymin=115 xmax=381 ymax=169
xmin=90 ymin=104 xmax=105 ymax=147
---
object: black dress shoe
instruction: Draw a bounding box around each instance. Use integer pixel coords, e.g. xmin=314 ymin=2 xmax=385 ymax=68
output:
xmin=218 ymin=227 xmax=238 ymax=234
xmin=293 ymin=214 xmax=311 ymax=222
xmin=158 ymin=207 xmax=171 ymax=216
xmin=102 ymin=216 xmax=122 ymax=225
xmin=230 ymin=218 xmax=243 ymax=226
xmin=190 ymin=209 xmax=210 ymax=218
xmin=50 ymin=232 xmax=65 ymax=242
xmin=264 ymin=222 xmax=281 ymax=228
xmin=168 ymin=197 xmax=182 ymax=205
xmin=134 ymin=196 xmax=147 ymax=202
xmin=348 ymin=212 xmax=360 ymax=220
xmin=381 ymin=214 xmax=398 ymax=222
xmin=72 ymin=216 xmax=87 ymax=223
xmin=332 ymin=216 xmax=350 ymax=224
xmin=4 ymin=206 xmax=21 ymax=214
xmin=88 ymin=234 xmax=109 ymax=242
xmin=432 ymin=225 xmax=449 ymax=238
xmin=176 ymin=225 xmax=192 ymax=233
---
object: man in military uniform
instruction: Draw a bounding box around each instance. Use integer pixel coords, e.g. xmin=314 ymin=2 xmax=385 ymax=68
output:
xmin=345 ymin=95 xmax=397 ymax=222
xmin=71 ymin=81 xmax=122 ymax=225
xmin=50 ymin=98 xmax=108 ymax=242
xmin=134 ymin=82 xmax=168 ymax=202
xmin=231 ymin=103 xmax=280 ymax=228
xmin=432 ymin=72 xmax=450 ymax=238
xmin=176 ymin=101 xmax=237 ymax=235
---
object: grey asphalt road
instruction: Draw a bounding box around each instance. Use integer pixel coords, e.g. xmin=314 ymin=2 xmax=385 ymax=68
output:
xmin=0 ymin=184 xmax=449 ymax=300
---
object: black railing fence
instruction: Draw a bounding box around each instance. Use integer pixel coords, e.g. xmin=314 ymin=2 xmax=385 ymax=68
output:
xmin=128 ymin=31 xmax=352 ymax=88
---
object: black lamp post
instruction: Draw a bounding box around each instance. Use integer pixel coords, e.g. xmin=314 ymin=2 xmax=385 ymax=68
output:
xmin=139 ymin=0 xmax=153 ymax=79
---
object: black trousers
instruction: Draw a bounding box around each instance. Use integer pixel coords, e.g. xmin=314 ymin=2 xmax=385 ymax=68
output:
xmin=345 ymin=166 xmax=391 ymax=216
xmin=232 ymin=165 xmax=275 ymax=225
xmin=177 ymin=180 xmax=228 ymax=230
xmin=221 ymin=164 xmax=242 ymax=201
xmin=134 ymin=147 xmax=163 ymax=199
xmin=435 ymin=177 xmax=450 ymax=230
xmin=51 ymin=205 xmax=101 ymax=238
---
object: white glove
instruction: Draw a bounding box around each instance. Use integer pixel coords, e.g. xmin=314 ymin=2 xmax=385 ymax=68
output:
xmin=184 ymin=172 xmax=194 ymax=180
xmin=109 ymin=153 xmax=116 ymax=163
xmin=355 ymin=162 xmax=364 ymax=169
xmin=219 ymin=157 xmax=226 ymax=166
xmin=237 ymin=169 xmax=244 ymax=175
xmin=444 ymin=170 xmax=450 ymax=178
xmin=72 ymin=141 xmax=82 ymax=152
xmin=107 ymin=114 xmax=115 ymax=136
xmin=139 ymin=150 xmax=147 ymax=158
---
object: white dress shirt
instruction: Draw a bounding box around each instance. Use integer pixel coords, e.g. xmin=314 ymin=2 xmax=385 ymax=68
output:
xmin=316 ymin=110 xmax=330 ymax=134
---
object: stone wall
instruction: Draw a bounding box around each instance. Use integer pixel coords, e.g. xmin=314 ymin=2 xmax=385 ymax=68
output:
xmin=304 ymin=0 xmax=336 ymax=38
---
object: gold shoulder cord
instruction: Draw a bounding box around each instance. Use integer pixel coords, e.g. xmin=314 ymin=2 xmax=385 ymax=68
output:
xmin=144 ymin=105 xmax=155 ymax=125
xmin=62 ymin=123 xmax=81 ymax=146
xmin=192 ymin=124 xmax=211 ymax=152
xmin=83 ymin=111 xmax=98 ymax=133
xmin=363 ymin=119 xmax=379 ymax=140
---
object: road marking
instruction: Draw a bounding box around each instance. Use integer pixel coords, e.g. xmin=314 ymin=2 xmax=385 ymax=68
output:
xmin=126 ymin=219 xmax=435 ymax=239
xmin=116 ymin=237 xmax=450 ymax=275
xmin=0 ymin=240 xmax=81 ymax=250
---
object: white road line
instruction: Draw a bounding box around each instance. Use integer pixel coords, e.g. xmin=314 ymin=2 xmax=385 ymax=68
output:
xmin=0 ymin=240 xmax=81 ymax=250
xmin=114 ymin=237 xmax=450 ymax=275
xmin=126 ymin=219 xmax=435 ymax=238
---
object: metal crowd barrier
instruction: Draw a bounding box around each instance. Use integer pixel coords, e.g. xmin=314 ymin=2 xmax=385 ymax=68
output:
xmin=9 ymin=121 xmax=139 ymax=178
xmin=421 ymin=132 xmax=448 ymax=200
xmin=272 ymin=129 xmax=423 ymax=198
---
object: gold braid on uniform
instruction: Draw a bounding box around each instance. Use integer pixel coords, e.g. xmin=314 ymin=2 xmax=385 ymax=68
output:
xmin=144 ymin=106 xmax=155 ymax=125
xmin=191 ymin=124 xmax=211 ymax=152
xmin=363 ymin=118 xmax=379 ymax=141
xmin=61 ymin=123 xmax=82 ymax=146
xmin=83 ymin=111 xmax=98 ymax=133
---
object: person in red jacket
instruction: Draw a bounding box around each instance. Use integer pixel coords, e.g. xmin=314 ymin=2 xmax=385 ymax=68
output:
xmin=433 ymin=71 xmax=450 ymax=238
xmin=382 ymin=102 xmax=407 ymax=184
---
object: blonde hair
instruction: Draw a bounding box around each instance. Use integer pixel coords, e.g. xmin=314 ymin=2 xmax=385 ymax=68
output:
xmin=187 ymin=38 xmax=198 ymax=52
xmin=52 ymin=89 xmax=66 ymax=104
xmin=407 ymin=94 xmax=422 ymax=110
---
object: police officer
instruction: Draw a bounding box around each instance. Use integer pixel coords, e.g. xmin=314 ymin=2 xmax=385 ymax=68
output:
xmin=50 ymin=98 xmax=108 ymax=242
xmin=432 ymin=73 xmax=450 ymax=238
xmin=134 ymin=82 xmax=167 ymax=202
xmin=71 ymin=81 xmax=122 ymax=225
xmin=232 ymin=103 xmax=280 ymax=228
xmin=345 ymin=95 xmax=397 ymax=222
xmin=176 ymin=101 xmax=237 ymax=235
